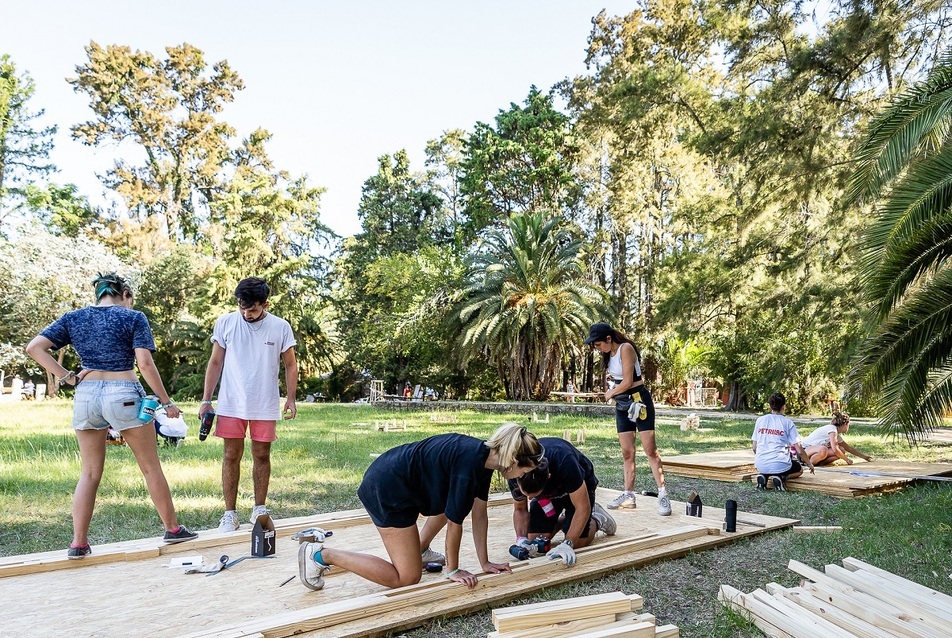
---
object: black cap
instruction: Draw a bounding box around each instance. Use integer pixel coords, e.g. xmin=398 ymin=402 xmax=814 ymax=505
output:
xmin=583 ymin=322 xmax=613 ymax=344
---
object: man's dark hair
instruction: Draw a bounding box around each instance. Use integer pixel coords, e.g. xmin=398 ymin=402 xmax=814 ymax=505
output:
xmin=235 ymin=277 xmax=270 ymax=306
xmin=768 ymin=392 xmax=786 ymax=411
xmin=516 ymin=458 xmax=549 ymax=496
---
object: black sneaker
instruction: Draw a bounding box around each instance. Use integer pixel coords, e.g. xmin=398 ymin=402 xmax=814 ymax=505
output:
xmin=756 ymin=474 xmax=767 ymax=491
xmin=163 ymin=525 xmax=198 ymax=544
xmin=67 ymin=544 xmax=91 ymax=559
xmin=771 ymin=476 xmax=785 ymax=491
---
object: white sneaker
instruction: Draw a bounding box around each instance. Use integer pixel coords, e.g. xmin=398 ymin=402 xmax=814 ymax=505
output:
xmin=657 ymin=490 xmax=672 ymax=516
xmin=250 ymin=504 xmax=270 ymax=523
xmin=606 ymin=491 xmax=636 ymax=510
xmin=421 ymin=547 xmax=446 ymax=566
xmin=217 ymin=510 xmax=240 ymax=532
xmin=298 ymin=541 xmax=329 ymax=591
xmin=591 ymin=503 xmax=616 ymax=536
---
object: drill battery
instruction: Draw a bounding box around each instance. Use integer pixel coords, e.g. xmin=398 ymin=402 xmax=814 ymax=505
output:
xmin=508 ymin=536 xmax=550 ymax=561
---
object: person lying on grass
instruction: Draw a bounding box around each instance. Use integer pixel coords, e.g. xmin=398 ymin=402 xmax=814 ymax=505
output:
xmin=509 ymin=437 xmax=617 ymax=567
xmin=297 ymin=423 xmax=543 ymax=591
xmin=801 ymin=412 xmax=872 ymax=466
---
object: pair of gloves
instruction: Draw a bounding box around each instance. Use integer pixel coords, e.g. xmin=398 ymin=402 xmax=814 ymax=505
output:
xmin=514 ymin=537 xmax=576 ymax=566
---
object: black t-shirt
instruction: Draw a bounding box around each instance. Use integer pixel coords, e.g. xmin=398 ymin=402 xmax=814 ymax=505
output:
xmin=360 ymin=433 xmax=492 ymax=526
xmin=507 ymin=437 xmax=597 ymax=501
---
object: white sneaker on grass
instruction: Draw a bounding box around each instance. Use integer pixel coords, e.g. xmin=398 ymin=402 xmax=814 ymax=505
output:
xmin=217 ymin=510 xmax=240 ymax=532
xmin=298 ymin=541 xmax=330 ymax=591
xmin=657 ymin=490 xmax=672 ymax=516
xmin=250 ymin=504 xmax=270 ymax=523
xmin=591 ymin=503 xmax=617 ymax=536
xmin=421 ymin=547 xmax=446 ymax=566
xmin=606 ymin=491 xmax=636 ymax=510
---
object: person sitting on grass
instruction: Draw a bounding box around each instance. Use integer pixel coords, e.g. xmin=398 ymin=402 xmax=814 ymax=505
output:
xmin=751 ymin=392 xmax=814 ymax=491
xmin=298 ymin=423 xmax=543 ymax=591
xmin=25 ymin=272 xmax=197 ymax=559
xmin=508 ymin=437 xmax=616 ymax=567
xmin=802 ymin=411 xmax=872 ymax=466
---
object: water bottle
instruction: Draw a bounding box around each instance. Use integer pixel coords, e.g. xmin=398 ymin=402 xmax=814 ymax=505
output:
xmin=137 ymin=395 xmax=160 ymax=423
xmin=199 ymin=410 xmax=215 ymax=441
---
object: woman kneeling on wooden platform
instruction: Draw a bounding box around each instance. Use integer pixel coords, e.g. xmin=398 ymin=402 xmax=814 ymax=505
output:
xmin=298 ymin=423 xmax=543 ymax=591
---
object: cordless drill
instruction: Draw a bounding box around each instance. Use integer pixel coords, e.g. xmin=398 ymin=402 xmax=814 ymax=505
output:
xmin=508 ymin=536 xmax=550 ymax=560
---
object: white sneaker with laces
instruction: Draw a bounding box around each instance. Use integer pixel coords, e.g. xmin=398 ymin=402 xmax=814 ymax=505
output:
xmin=606 ymin=491 xmax=636 ymax=510
xmin=591 ymin=503 xmax=617 ymax=535
xmin=250 ymin=504 xmax=270 ymax=523
xmin=217 ymin=510 xmax=240 ymax=532
xmin=420 ymin=547 xmax=446 ymax=566
xmin=657 ymin=490 xmax=672 ymax=516
xmin=298 ymin=541 xmax=329 ymax=591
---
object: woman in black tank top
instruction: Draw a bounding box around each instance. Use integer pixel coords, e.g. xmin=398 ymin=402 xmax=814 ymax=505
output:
xmin=583 ymin=322 xmax=671 ymax=516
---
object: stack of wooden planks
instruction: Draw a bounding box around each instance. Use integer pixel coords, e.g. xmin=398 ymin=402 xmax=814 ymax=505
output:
xmin=489 ymin=591 xmax=679 ymax=638
xmin=662 ymin=450 xmax=757 ymax=482
xmin=719 ymin=557 xmax=952 ymax=637
xmin=663 ymin=451 xmax=952 ymax=497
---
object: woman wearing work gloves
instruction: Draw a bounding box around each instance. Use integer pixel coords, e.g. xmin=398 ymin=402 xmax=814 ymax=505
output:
xmin=584 ymin=322 xmax=671 ymax=516
xmin=509 ymin=437 xmax=616 ymax=567
xmin=25 ymin=272 xmax=197 ymax=559
xmin=298 ymin=423 xmax=543 ymax=591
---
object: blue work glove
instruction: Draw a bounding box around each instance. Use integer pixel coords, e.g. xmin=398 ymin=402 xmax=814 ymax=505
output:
xmin=548 ymin=541 xmax=577 ymax=566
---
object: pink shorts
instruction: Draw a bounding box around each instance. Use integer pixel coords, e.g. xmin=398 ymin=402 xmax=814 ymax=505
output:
xmin=214 ymin=416 xmax=278 ymax=442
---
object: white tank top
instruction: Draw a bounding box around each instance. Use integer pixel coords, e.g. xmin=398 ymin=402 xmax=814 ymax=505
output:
xmin=608 ymin=346 xmax=642 ymax=382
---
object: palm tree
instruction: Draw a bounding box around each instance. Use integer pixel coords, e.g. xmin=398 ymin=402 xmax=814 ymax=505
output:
xmin=847 ymin=49 xmax=952 ymax=440
xmin=449 ymin=212 xmax=608 ymax=400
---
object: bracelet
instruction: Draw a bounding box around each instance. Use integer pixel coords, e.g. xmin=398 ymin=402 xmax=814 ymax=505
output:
xmin=161 ymin=402 xmax=175 ymax=409
xmin=200 ymin=400 xmax=214 ymax=405
xmin=445 ymin=568 xmax=460 ymax=578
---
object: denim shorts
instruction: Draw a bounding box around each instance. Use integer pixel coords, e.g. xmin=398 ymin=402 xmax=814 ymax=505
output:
xmin=72 ymin=380 xmax=147 ymax=431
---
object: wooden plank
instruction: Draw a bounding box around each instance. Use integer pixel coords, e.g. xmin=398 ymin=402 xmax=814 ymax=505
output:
xmin=489 ymin=614 xmax=617 ymax=638
xmin=824 ymin=564 xmax=952 ymax=631
xmin=718 ymin=585 xmax=797 ymax=638
xmin=493 ymin=592 xmax=633 ymax=631
xmin=800 ymin=581 xmax=945 ymax=638
xmin=792 ymin=526 xmax=842 ymax=533
xmin=770 ymin=584 xmax=898 ymax=638
xmin=565 ymin=620 xmax=656 ymax=638
xmin=750 ymin=588 xmax=856 ymax=638
xmin=654 ymin=624 xmax=678 ymax=638
xmin=841 ymin=557 xmax=952 ymax=613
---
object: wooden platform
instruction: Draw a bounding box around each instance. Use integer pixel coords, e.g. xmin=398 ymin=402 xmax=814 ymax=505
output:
xmin=663 ymin=450 xmax=952 ymax=497
xmin=0 ymin=489 xmax=796 ymax=638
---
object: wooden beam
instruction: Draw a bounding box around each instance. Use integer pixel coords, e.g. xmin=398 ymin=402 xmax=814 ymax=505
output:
xmin=717 ymin=585 xmax=797 ymax=638
xmin=824 ymin=564 xmax=952 ymax=631
xmin=492 ymin=592 xmax=633 ymax=632
xmin=840 ymin=557 xmax=952 ymax=613
xmin=565 ymin=620 xmax=656 ymax=638
xmin=799 ymin=581 xmax=945 ymax=638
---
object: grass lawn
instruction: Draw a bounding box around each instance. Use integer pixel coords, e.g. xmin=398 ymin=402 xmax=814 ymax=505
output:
xmin=2 ymin=400 xmax=951 ymax=637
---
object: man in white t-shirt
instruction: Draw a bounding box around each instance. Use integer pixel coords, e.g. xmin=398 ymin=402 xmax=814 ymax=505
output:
xmin=199 ymin=278 xmax=298 ymax=532
xmin=751 ymin=392 xmax=814 ymax=491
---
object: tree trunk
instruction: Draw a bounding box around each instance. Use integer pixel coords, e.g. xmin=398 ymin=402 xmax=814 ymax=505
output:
xmin=726 ymin=379 xmax=747 ymax=411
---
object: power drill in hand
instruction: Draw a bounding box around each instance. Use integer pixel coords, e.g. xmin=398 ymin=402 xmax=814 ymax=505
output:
xmin=509 ymin=536 xmax=550 ymax=561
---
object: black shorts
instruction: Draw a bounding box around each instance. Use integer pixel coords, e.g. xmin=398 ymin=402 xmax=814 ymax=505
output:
xmin=527 ymin=492 xmax=595 ymax=538
xmin=357 ymin=468 xmax=419 ymax=528
xmin=776 ymin=459 xmax=803 ymax=481
xmin=614 ymin=385 xmax=655 ymax=433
